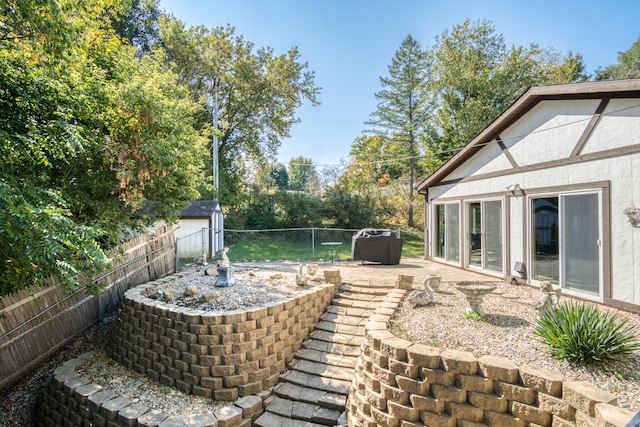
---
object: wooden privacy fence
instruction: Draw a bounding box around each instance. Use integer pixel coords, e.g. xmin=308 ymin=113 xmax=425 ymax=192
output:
xmin=0 ymin=226 xmax=177 ymax=392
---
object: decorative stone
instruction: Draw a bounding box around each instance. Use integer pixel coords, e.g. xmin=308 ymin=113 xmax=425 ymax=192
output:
xmin=306 ymin=264 xmax=319 ymax=276
xmin=270 ymin=273 xmax=283 ymax=280
xmin=163 ymin=290 xmax=177 ymax=301
xmin=184 ymin=286 xmax=198 ymax=297
xmin=296 ymin=264 xmax=309 ymax=286
xmin=204 ymin=266 xmax=218 ymax=276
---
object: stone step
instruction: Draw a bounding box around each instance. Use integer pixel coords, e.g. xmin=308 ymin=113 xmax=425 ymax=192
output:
xmin=341 ymin=281 xmax=395 ymax=292
xmin=253 ymin=410 xmax=328 ymax=427
xmin=302 ymin=339 xmax=361 ymax=357
xmin=320 ymin=312 xmax=369 ymax=326
xmin=280 ymin=369 xmax=351 ymax=395
xmin=308 ymin=330 xmax=363 ymax=347
xmin=288 ymin=359 xmax=354 ymax=382
xmin=264 ymin=397 xmax=343 ymax=426
xmin=314 ymin=320 xmax=365 ymax=336
xmin=331 ymin=298 xmax=380 ymax=310
xmin=335 ymin=291 xmax=387 ymax=302
xmin=324 ymin=305 xmax=376 ymax=319
xmin=274 ymin=382 xmax=347 ymax=410
xmin=295 ymin=348 xmax=358 ymax=369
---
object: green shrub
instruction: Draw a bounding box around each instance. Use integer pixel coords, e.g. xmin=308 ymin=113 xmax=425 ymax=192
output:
xmin=534 ymin=301 xmax=640 ymax=364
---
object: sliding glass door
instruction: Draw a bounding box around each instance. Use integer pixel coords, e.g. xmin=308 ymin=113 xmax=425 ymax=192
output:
xmin=467 ymin=200 xmax=503 ymax=273
xmin=531 ymin=192 xmax=601 ymax=296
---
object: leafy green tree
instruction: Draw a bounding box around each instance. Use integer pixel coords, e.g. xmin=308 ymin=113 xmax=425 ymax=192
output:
xmin=596 ymin=37 xmax=640 ymax=80
xmin=0 ymin=0 xmax=207 ymax=295
xmin=108 ymin=0 xmax=161 ymax=55
xmin=288 ymin=156 xmax=319 ymax=194
xmin=365 ymin=35 xmax=432 ymax=228
xmin=428 ymin=20 xmax=587 ymax=164
xmin=159 ymin=17 xmax=321 ymax=207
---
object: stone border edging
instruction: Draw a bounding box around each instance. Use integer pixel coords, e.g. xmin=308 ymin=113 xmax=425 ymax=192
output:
xmin=34 ymin=351 xmax=263 ymax=427
xmin=347 ymin=288 xmax=636 ymax=427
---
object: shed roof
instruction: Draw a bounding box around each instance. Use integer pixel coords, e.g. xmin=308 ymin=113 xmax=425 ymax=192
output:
xmin=180 ymin=200 xmax=222 ymax=218
xmin=416 ymin=78 xmax=640 ymax=193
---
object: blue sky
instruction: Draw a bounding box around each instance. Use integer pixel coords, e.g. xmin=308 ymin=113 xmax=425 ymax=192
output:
xmin=160 ymin=0 xmax=640 ymax=168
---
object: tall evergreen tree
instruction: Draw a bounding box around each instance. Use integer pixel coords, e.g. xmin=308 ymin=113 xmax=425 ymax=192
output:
xmin=365 ymin=34 xmax=431 ymax=228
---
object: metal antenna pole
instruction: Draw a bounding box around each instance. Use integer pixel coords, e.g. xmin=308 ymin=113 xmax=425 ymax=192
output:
xmin=212 ymin=86 xmax=219 ymax=200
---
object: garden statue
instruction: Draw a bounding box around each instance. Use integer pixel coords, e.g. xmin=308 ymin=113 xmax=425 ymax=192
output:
xmin=423 ymin=275 xmax=441 ymax=291
xmin=534 ymin=281 xmax=561 ymax=318
xmin=219 ymin=247 xmax=230 ymax=268
xmin=306 ymin=264 xmax=318 ymax=276
xmin=296 ymin=264 xmax=308 ymax=286
xmin=408 ymin=278 xmax=436 ymax=307
xmin=215 ymin=247 xmax=234 ymax=286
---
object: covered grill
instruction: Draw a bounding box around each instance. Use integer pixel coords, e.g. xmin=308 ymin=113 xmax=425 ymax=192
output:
xmin=351 ymin=229 xmax=402 ymax=265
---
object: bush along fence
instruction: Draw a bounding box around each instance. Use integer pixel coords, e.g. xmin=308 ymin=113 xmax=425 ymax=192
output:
xmin=0 ymin=226 xmax=176 ymax=392
xmin=175 ymin=227 xmax=364 ymax=269
xmin=347 ymin=283 xmax=638 ymax=427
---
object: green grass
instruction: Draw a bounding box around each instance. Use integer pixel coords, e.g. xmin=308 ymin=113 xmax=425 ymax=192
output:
xmin=222 ymin=227 xmax=425 ymax=262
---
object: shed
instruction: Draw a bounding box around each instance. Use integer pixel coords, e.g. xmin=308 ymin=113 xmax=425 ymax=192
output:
xmin=176 ymin=200 xmax=224 ymax=258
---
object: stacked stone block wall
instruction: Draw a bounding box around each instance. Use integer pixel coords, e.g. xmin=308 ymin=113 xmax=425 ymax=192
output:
xmin=35 ymin=351 xmax=264 ymax=427
xmin=347 ymin=289 xmax=637 ymax=427
xmin=36 ymin=271 xmax=340 ymax=426
xmin=104 ymin=274 xmax=338 ymax=400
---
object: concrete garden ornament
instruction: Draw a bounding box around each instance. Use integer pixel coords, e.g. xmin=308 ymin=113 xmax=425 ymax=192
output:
xmin=454 ymin=281 xmax=497 ymax=317
xmin=214 ymin=247 xmax=235 ymax=286
xmin=534 ymin=281 xmax=561 ymax=318
xmin=408 ymin=275 xmax=441 ymax=307
xmin=624 ymin=203 xmax=640 ymax=227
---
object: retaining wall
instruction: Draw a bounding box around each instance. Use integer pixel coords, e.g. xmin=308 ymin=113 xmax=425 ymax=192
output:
xmin=35 ymin=270 xmax=341 ymax=426
xmin=347 ymin=288 xmax=637 ymax=427
xmin=34 ymin=351 xmax=264 ymax=427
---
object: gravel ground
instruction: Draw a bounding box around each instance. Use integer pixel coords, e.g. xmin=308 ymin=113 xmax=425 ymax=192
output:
xmin=393 ymin=279 xmax=640 ymax=412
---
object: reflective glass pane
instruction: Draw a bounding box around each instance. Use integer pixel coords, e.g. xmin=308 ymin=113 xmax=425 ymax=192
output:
xmin=483 ymin=200 xmax=503 ymax=272
xmin=531 ymin=198 xmax=559 ymax=283
xmin=446 ymin=204 xmax=460 ymax=262
xmin=562 ymin=194 xmax=599 ymax=295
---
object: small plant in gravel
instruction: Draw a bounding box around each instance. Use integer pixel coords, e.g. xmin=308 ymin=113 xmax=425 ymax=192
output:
xmin=534 ymin=301 xmax=640 ymax=365
xmin=463 ymin=310 xmax=484 ymax=321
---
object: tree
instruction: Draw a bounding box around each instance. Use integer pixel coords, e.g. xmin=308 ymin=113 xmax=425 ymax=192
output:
xmin=288 ymin=156 xmax=319 ymax=193
xmin=0 ymin=1 xmax=207 ymax=295
xmin=427 ymin=19 xmax=587 ymax=165
xmin=365 ymin=35 xmax=432 ymax=228
xmin=596 ymin=37 xmax=640 ymax=80
xmin=159 ymin=17 xmax=321 ymax=206
xmin=108 ymin=0 xmax=162 ymax=55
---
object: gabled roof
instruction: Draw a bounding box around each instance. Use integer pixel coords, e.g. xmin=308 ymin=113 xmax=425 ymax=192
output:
xmin=180 ymin=200 xmax=222 ymax=218
xmin=416 ymin=78 xmax=640 ymax=193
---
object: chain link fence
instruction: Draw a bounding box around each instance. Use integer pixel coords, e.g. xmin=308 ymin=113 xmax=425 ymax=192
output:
xmin=175 ymin=227 xmax=387 ymax=269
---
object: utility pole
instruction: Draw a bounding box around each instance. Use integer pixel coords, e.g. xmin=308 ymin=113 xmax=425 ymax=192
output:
xmin=207 ymin=86 xmax=219 ymax=199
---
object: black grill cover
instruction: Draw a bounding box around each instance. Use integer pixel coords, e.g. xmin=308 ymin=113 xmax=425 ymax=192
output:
xmin=351 ymin=229 xmax=402 ymax=265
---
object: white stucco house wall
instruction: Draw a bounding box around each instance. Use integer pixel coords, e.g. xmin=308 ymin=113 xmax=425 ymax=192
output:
xmin=417 ymin=79 xmax=640 ymax=312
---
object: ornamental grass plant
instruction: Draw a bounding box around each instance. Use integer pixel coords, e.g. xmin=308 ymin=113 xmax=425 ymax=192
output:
xmin=534 ymin=301 xmax=640 ymax=365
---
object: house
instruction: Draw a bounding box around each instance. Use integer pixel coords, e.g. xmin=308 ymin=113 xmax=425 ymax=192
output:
xmin=416 ymin=79 xmax=640 ymax=312
xmin=175 ymin=200 xmax=224 ymax=258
